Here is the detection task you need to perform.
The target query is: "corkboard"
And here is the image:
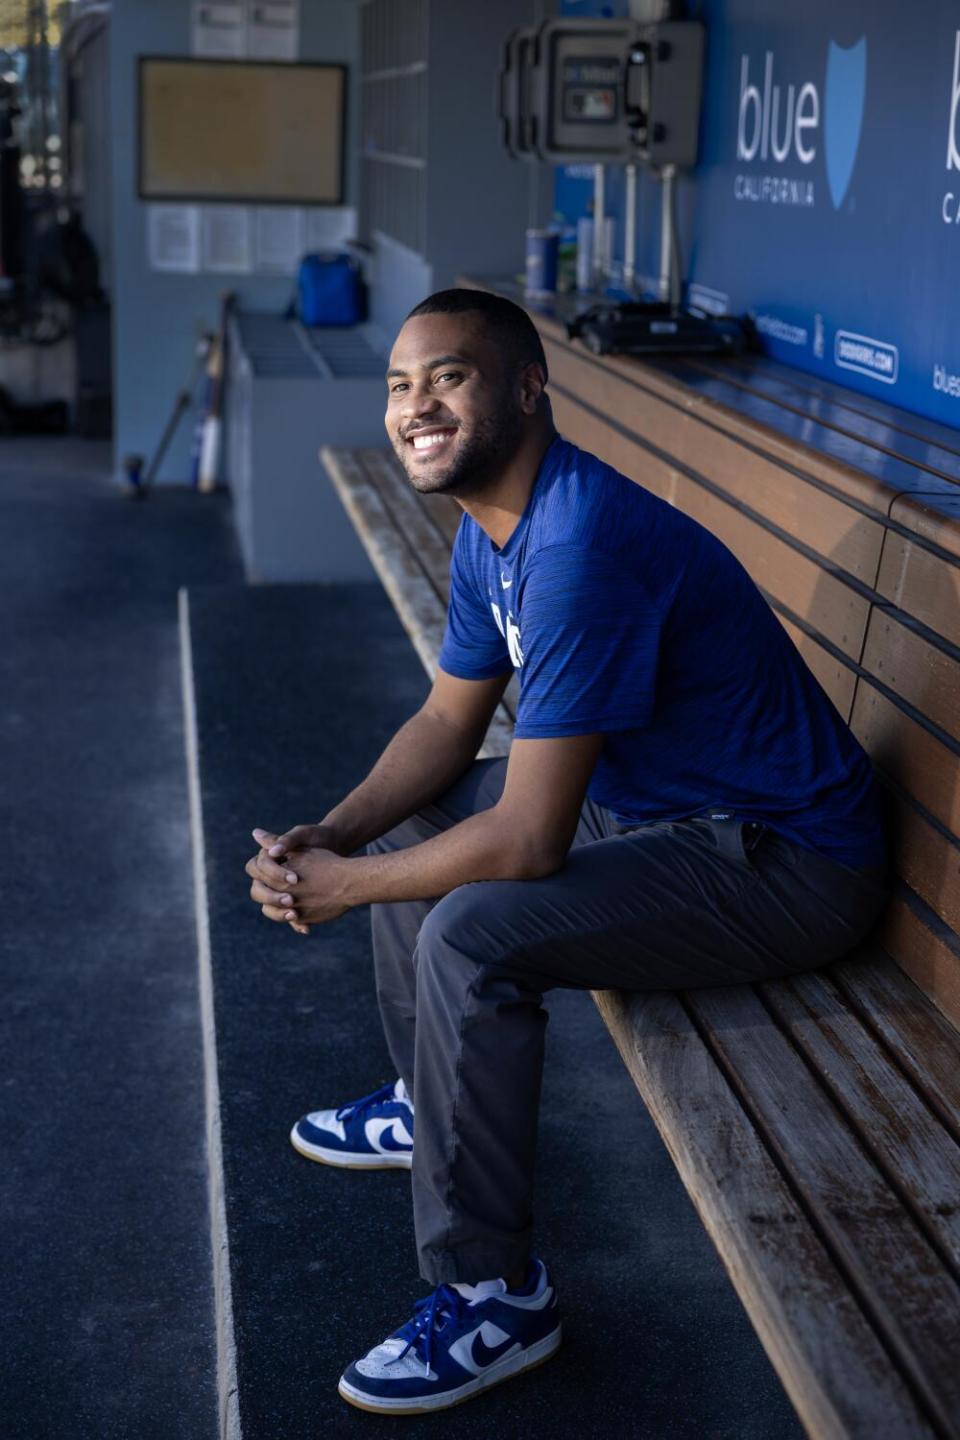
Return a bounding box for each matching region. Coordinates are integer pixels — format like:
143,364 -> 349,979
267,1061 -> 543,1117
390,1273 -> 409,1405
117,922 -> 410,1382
138,58 -> 345,204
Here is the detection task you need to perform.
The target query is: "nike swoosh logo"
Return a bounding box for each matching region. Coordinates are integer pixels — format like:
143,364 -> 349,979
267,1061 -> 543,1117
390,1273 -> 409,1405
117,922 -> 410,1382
500,575 -> 512,588
364,1116 -> 414,1152
472,1332 -> 518,1368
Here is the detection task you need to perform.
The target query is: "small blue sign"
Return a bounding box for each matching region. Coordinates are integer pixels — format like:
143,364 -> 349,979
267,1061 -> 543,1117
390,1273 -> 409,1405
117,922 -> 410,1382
824,37 -> 867,211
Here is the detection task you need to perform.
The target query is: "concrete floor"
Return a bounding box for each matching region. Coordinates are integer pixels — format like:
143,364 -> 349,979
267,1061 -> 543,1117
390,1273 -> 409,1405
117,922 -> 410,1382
0,439 -> 242,1440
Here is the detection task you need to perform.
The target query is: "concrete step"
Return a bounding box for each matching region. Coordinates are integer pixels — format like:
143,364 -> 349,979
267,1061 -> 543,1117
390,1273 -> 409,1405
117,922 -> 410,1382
182,581 -> 803,1440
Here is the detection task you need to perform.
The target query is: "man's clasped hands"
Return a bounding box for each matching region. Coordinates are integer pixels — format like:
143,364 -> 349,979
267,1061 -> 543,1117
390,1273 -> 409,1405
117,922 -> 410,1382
245,824 -> 351,936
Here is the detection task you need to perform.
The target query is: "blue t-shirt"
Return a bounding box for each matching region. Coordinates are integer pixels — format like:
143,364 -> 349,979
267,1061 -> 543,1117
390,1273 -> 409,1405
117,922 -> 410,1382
437,435 -> 886,868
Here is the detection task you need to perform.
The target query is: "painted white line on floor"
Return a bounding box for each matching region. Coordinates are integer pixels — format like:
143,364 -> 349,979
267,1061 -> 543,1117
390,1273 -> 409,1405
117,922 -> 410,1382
178,587 -> 242,1440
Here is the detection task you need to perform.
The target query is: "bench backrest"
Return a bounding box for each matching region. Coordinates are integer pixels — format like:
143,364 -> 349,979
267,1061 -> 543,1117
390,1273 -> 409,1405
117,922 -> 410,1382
523,308 -> 960,1032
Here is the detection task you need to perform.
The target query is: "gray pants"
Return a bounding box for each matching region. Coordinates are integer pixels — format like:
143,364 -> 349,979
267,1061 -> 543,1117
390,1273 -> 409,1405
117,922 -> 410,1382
370,758 -> 888,1285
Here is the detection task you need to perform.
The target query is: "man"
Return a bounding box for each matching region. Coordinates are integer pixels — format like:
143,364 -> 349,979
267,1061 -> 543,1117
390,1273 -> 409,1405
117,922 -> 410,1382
246,288 -> 888,1416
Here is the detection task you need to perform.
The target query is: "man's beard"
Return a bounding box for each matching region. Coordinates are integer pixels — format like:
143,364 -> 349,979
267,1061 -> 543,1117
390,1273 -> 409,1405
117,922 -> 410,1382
398,403 -> 525,499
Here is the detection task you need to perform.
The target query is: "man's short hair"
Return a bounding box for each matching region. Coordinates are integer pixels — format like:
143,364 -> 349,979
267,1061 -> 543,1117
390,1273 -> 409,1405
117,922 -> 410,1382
405,288 -> 549,386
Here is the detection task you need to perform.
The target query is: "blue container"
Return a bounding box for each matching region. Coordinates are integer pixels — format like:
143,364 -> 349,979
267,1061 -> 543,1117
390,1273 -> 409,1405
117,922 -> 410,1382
525,229 -> 558,297
296,252 -> 364,327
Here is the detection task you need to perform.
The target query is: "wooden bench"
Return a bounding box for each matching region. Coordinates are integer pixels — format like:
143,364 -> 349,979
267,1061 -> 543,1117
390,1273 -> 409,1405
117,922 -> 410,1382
319,312 -> 960,1439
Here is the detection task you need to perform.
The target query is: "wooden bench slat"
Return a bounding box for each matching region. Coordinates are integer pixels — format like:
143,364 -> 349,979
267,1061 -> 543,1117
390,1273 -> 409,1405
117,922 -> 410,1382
669,355 -> 960,555
888,798 -> 960,952
832,951 -> 960,1141
594,348 -> 960,509
322,447 -> 449,672
850,680 -> 960,841
687,984 -> 960,1435
544,339 -> 889,582
682,357 -> 960,488
357,448 -> 456,605
876,528 -> 960,648
889,493 -> 960,565
414,489 -> 463,547
595,987 -> 937,1440
689,354 -> 960,472
759,968 -> 960,1278
860,607 -> 960,745
364,451 -> 464,550
321,447 -> 514,756
878,893 -> 960,1033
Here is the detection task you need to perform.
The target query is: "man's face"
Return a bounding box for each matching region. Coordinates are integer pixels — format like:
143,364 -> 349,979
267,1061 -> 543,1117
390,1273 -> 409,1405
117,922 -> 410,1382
385,312 -> 526,496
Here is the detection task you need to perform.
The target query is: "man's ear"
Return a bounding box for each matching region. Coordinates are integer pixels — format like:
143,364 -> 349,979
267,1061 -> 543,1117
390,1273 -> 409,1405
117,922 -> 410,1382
518,362 -> 547,415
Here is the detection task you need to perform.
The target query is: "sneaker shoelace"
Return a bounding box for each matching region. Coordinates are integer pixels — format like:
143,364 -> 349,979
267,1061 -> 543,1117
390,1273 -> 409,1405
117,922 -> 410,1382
335,1081 -> 402,1124
388,1284 -> 468,1378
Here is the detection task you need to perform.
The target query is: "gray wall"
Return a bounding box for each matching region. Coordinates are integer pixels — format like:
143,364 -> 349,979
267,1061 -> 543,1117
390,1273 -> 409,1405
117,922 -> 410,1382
426,0 -> 541,288
364,0 -> 554,359
366,232 -> 433,354
108,0 -> 361,484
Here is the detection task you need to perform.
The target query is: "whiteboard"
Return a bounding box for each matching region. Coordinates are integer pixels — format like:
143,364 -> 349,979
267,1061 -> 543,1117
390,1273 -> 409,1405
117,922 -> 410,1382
139,58 -> 345,204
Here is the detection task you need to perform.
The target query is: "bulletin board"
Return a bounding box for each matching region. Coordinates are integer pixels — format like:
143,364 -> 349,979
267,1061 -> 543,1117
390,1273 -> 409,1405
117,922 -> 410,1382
138,58 -> 346,205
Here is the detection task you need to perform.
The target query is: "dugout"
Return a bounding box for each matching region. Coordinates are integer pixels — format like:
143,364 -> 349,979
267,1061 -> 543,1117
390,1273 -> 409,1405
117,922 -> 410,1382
6,1 -> 958,1437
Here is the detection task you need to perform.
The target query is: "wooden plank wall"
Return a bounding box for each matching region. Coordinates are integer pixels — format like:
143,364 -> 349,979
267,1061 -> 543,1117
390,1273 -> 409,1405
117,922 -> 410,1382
525,312 -> 960,1031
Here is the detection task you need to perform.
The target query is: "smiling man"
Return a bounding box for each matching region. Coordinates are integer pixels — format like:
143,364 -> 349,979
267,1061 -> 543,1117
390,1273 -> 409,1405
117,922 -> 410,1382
246,288 -> 889,1416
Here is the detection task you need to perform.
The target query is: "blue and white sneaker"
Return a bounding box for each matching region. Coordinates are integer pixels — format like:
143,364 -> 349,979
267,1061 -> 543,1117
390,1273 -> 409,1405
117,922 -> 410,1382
290,1078 -> 414,1169
338,1258 -> 561,1414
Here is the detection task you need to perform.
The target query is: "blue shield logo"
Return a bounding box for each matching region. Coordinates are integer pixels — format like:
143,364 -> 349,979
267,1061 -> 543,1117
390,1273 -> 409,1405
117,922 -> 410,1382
824,37 -> 867,210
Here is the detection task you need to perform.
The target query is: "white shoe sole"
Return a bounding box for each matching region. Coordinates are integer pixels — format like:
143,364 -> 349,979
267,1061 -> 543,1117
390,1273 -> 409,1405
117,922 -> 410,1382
337,1325 -> 562,1414
289,1123 -> 413,1170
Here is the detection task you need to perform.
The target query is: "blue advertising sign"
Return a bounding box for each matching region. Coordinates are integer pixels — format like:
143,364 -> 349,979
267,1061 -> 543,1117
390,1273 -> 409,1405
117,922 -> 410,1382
554,0 -> 960,431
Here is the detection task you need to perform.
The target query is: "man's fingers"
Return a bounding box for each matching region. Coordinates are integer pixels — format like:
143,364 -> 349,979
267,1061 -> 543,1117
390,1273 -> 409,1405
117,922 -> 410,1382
253,823 -> 324,858
256,891 -> 306,927
250,878 -> 295,909
261,904 -> 292,923
245,852 -> 298,887
248,837 -> 307,931
256,850 -> 299,888
270,824 -> 317,857
253,826 -> 290,860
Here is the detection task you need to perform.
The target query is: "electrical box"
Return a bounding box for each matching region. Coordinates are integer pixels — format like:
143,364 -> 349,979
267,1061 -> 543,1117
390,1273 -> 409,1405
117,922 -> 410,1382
498,17 -> 705,169
533,18 -> 637,164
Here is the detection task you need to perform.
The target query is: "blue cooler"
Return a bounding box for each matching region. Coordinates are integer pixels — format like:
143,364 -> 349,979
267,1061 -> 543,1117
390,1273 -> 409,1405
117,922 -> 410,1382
296,252 -> 364,326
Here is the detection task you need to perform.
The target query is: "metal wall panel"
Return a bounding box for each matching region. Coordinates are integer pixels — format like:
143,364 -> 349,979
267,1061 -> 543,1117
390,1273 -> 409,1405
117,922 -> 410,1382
359,0 -> 428,252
